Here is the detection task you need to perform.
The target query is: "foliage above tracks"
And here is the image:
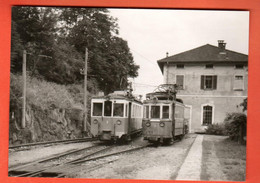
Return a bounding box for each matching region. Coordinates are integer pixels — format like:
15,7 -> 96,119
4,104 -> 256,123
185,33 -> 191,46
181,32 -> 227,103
11,6 -> 139,94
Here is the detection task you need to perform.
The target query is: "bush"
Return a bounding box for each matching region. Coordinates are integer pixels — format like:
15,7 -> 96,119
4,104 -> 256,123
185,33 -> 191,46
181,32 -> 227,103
224,113 -> 247,142
205,123 -> 226,135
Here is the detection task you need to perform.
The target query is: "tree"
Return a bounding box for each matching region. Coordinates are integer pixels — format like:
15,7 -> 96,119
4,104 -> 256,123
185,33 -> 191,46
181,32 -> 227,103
240,98 -> 247,112
11,7 -> 139,93
11,7 -> 58,75
41,39 -> 84,84
57,7 -> 139,93
10,21 -> 24,71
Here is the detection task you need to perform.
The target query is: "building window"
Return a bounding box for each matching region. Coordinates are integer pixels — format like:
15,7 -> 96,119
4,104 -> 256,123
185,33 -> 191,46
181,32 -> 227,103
202,105 -> 213,125
205,64 -> 213,69
234,75 -> 244,91
176,75 -> 184,90
235,64 -> 244,69
201,75 -> 217,90
176,64 -> 184,69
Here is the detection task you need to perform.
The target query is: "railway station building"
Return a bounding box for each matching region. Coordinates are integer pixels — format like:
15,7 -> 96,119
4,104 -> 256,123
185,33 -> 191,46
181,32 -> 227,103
157,40 -> 248,133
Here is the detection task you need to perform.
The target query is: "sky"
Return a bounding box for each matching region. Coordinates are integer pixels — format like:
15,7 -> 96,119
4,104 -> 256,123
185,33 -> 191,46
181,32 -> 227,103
108,9 -> 249,98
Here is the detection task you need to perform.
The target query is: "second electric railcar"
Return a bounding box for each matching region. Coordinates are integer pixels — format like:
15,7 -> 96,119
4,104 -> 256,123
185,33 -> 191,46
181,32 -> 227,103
142,84 -> 186,144
90,91 -> 143,142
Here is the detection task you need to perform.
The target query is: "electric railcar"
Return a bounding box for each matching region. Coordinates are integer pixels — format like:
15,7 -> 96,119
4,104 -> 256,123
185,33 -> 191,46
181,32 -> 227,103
90,91 -> 143,142
142,84 -> 186,144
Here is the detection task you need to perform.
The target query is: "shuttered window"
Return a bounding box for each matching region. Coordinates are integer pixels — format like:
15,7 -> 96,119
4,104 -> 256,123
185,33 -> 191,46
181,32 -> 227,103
233,75 -> 244,91
201,75 -> 217,90
176,75 -> 184,90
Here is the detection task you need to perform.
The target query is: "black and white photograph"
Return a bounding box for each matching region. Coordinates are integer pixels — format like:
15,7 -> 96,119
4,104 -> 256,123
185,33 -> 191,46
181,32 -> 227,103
8,7 -> 249,181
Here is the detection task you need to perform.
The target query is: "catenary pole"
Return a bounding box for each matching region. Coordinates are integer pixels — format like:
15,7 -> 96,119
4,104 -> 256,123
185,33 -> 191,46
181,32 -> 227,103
83,48 -> 88,133
22,50 -> 26,128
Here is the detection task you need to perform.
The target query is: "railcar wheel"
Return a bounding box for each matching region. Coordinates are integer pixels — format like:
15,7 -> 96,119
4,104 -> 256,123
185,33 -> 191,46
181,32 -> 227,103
118,135 -> 131,144
153,140 -> 160,147
163,138 -> 172,145
179,134 -> 185,140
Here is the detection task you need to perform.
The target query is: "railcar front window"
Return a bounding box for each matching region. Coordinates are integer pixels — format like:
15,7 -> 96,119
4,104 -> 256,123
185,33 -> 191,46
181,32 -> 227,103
104,101 -> 112,116
113,103 -> 124,117
162,106 -> 169,119
151,106 -> 160,119
144,106 -> 149,118
93,103 -> 103,116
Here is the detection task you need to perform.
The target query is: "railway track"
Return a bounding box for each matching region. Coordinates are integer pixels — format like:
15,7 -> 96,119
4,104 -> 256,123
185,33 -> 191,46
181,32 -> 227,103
9,144 -> 147,178
9,137 -> 97,150
55,145 -> 147,178
8,144 -> 110,176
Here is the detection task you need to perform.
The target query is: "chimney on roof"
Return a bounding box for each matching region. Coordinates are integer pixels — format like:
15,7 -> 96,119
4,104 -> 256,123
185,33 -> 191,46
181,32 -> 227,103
218,40 -> 226,50
166,52 -> 169,57
218,40 -> 228,60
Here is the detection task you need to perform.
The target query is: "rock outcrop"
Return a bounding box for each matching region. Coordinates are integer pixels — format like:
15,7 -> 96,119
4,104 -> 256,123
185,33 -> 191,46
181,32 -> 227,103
9,104 -> 88,145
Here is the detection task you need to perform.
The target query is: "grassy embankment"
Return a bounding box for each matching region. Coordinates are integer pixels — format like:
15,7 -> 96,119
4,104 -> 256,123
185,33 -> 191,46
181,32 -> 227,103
9,73 -> 96,143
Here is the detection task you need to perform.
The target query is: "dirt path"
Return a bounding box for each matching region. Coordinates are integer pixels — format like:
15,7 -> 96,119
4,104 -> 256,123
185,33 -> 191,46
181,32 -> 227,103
176,135 -> 203,180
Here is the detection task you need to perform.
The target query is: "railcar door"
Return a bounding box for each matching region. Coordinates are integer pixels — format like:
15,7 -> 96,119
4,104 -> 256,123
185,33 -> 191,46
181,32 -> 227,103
128,102 -> 132,135
102,100 -> 114,131
91,101 -> 103,137
171,102 -> 176,137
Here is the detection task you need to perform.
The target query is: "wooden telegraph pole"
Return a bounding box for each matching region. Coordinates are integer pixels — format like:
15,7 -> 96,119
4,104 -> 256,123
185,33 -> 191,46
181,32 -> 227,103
22,50 -> 26,128
83,48 -> 88,133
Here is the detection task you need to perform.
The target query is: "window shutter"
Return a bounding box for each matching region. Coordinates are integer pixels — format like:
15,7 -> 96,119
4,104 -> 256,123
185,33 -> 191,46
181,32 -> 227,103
234,76 -> 244,90
201,75 -> 205,89
176,75 -> 184,89
213,75 -> 217,89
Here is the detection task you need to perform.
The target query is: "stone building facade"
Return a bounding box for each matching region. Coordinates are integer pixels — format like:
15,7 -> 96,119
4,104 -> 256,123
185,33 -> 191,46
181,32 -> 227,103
157,40 -> 248,132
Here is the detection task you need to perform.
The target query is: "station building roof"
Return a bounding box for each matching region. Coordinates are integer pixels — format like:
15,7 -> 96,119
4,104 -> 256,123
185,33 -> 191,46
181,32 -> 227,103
157,43 -> 248,73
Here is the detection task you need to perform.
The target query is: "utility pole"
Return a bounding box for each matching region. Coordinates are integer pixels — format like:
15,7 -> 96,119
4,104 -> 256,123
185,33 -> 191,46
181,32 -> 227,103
22,50 -> 26,128
83,48 -> 88,133
20,51 -> 52,129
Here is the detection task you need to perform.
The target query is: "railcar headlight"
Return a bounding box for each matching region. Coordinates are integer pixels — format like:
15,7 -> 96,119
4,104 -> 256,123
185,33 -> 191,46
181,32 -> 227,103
159,122 -> 165,127
116,120 -> 122,125
93,119 -> 98,124
145,121 -> 151,127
